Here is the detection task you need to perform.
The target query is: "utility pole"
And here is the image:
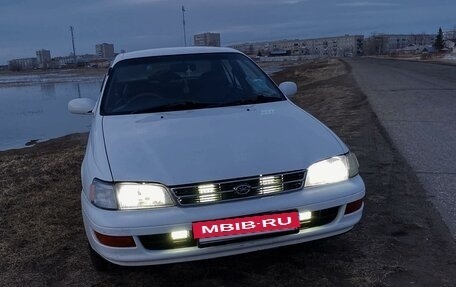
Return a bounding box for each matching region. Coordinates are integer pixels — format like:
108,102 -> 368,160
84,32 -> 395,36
69,26 -> 77,65
182,5 -> 187,47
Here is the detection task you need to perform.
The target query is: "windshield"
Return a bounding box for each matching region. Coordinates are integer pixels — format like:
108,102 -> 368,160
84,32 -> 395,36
100,53 -> 285,115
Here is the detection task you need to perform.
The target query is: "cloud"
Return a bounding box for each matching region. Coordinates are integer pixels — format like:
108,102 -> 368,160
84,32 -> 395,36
77,0 -> 167,12
282,0 -> 309,4
337,2 -> 400,7
105,0 -> 165,5
211,19 -> 315,36
213,25 -> 260,34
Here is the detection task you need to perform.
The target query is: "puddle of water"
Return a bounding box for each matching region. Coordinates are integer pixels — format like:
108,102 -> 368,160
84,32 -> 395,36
0,78 -> 102,151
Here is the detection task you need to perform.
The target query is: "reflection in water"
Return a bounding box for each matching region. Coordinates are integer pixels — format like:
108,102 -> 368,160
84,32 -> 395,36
40,83 -> 56,100
0,79 -> 102,150
76,83 -> 81,98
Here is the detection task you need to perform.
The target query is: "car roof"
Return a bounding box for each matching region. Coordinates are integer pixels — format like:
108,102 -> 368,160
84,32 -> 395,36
112,46 -> 242,66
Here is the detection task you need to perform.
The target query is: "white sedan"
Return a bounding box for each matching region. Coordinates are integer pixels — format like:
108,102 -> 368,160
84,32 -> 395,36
69,47 -> 365,271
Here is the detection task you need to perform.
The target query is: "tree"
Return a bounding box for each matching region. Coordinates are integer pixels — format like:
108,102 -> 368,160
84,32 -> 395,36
434,27 -> 445,51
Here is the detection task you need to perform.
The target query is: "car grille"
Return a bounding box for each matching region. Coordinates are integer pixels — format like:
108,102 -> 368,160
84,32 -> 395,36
170,170 -> 306,206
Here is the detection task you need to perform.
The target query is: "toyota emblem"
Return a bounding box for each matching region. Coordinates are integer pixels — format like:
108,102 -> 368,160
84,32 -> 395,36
233,184 -> 252,196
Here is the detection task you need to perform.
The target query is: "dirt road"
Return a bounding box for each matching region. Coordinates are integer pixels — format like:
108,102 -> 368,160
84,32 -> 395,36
1,59 -> 455,286
348,58 -> 456,238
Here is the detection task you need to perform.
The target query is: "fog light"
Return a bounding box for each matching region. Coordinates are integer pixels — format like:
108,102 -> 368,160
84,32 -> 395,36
299,211 -> 312,221
171,230 -> 190,240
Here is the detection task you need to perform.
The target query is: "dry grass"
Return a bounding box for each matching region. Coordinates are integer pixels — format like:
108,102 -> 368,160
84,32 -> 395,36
0,134 -> 88,286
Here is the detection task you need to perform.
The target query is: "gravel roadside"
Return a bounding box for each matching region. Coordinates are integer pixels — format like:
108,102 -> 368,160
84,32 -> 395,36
348,57 -> 456,239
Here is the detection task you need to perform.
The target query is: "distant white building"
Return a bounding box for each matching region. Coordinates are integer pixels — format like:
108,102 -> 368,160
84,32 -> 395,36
231,34 -> 364,57
444,40 -> 455,53
194,33 -> 221,47
8,57 -> 38,71
53,56 -> 76,67
364,34 -> 435,55
36,49 -> 51,68
96,43 -> 115,59
444,30 -> 456,41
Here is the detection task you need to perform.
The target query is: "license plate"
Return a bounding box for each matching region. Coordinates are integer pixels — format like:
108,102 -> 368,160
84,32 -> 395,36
192,211 -> 300,240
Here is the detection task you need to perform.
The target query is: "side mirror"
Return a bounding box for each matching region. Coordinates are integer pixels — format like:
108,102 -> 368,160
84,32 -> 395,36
68,98 -> 96,115
279,81 -> 298,98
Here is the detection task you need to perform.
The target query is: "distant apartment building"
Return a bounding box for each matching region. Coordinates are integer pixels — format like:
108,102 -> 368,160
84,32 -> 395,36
231,42 -> 267,56
231,34 -> 364,57
78,54 -> 98,62
53,56 -> 76,67
96,43 -> 115,59
281,35 -> 364,57
444,29 -> 456,41
36,49 -> 51,68
51,54 -> 100,68
8,57 -> 38,71
194,32 -> 221,47
364,34 -> 435,55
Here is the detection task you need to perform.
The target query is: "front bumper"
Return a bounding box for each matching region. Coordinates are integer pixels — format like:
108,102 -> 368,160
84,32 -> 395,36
83,175 -> 365,266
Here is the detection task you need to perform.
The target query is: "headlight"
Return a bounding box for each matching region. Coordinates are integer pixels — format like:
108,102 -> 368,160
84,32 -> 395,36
304,152 -> 359,187
89,180 -> 174,210
90,179 -> 117,210
116,183 -> 174,210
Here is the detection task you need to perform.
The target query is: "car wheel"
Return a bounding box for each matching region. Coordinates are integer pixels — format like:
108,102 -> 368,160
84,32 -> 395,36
88,244 -> 114,272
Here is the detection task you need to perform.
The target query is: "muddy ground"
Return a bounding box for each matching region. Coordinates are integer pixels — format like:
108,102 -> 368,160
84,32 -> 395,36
1,60 -> 455,286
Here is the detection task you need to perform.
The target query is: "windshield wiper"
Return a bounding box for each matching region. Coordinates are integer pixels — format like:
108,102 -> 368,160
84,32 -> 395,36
221,95 -> 283,107
127,101 -> 215,114
123,95 -> 282,114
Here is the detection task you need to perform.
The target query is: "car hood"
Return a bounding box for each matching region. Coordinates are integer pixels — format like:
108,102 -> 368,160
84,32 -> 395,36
102,101 -> 347,185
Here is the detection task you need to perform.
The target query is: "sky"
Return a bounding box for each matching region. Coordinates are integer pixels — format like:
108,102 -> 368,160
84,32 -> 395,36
1,0 -> 455,64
